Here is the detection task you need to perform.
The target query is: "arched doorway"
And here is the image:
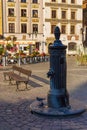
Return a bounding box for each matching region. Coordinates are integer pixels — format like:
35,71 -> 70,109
68,42 -> 77,55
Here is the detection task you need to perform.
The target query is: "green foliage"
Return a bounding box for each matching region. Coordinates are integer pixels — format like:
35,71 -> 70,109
27,45 -> 30,49
0,45 -> 4,55
32,50 -> 40,57
13,36 -> 17,42
77,54 -> 87,65
5,36 -> 11,42
6,43 -> 12,50
76,46 -> 87,65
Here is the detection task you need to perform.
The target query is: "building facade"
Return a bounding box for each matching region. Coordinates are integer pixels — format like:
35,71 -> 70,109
45,0 -> 83,54
0,0 -> 83,55
83,0 -> 87,48
0,0 -> 3,36
2,0 -> 45,54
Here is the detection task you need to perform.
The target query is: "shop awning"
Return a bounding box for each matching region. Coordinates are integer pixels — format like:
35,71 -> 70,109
0,41 -> 5,45
15,41 -> 35,45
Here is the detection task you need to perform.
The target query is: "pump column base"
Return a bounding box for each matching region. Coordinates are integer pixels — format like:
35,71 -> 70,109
30,99 -> 86,117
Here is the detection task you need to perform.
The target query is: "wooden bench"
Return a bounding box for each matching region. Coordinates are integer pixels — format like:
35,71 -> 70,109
3,65 -> 32,91
4,65 -> 22,80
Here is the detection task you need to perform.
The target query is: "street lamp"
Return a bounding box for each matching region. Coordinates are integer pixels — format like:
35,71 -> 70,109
81,27 -> 87,55
80,28 -> 84,45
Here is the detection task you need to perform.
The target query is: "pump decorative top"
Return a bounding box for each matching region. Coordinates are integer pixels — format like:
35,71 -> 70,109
53,26 -> 64,47
54,26 -> 60,40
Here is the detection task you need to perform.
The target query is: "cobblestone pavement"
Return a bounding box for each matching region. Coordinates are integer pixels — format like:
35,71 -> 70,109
0,56 -> 87,130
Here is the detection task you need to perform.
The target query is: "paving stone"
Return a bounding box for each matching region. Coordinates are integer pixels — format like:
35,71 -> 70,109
0,58 -> 87,129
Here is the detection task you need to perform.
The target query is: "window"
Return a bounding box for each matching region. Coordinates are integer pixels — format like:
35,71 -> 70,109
71,0 -> 75,4
51,0 -> 56,2
32,0 -> 38,3
21,24 -> 27,33
8,8 -> 14,16
62,0 -> 66,2
9,23 -> 15,33
8,0 -> 14,2
24,46 -> 27,51
36,42 -> 39,50
62,11 -> 66,19
51,25 -> 56,34
71,11 -> 75,19
32,24 -> 38,33
21,9 -> 27,17
61,25 -> 66,34
51,10 -> 56,18
21,0 -> 26,3
70,25 -> 75,34
68,42 -> 76,50
32,10 -> 38,18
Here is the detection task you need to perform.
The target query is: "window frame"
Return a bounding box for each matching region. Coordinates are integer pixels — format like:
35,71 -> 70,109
32,10 -> 38,18
9,23 -> 15,33
21,0 -> 26,3
51,10 -> 56,18
61,25 -> 66,34
70,25 -> 75,34
8,0 -> 14,2
62,0 -> 66,3
51,0 -> 56,2
61,10 -> 66,19
68,42 -> 76,51
71,11 -> 76,20
21,9 -> 27,17
32,0 -> 38,3
21,23 -> 27,33
32,24 -> 38,33
71,0 -> 75,4
8,8 -> 14,17
51,25 -> 56,34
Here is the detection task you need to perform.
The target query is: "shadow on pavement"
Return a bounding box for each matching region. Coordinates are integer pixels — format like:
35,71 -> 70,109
28,79 -> 43,88
69,81 -> 87,105
31,75 -> 49,84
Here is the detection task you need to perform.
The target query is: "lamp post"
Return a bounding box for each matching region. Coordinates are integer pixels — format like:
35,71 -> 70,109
81,27 -> 87,54
2,44 -> 6,67
18,44 -> 21,66
80,28 -> 84,45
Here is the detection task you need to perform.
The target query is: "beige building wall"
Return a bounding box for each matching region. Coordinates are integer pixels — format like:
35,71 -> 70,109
0,0 -> 2,35
45,0 -> 83,54
1,0 -> 84,54
2,0 -> 45,53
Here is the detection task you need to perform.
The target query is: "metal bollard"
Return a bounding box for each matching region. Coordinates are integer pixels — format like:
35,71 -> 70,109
2,55 -> 6,67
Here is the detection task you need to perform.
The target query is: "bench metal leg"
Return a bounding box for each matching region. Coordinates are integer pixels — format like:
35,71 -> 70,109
16,81 -> 19,91
4,74 -> 10,81
9,77 -> 13,85
16,81 -> 30,91
24,81 -> 28,90
4,74 -> 6,80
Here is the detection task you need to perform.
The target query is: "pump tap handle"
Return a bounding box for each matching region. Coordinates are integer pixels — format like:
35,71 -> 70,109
47,68 -> 55,78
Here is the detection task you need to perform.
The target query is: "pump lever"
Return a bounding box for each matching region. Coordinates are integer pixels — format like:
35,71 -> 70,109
47,68 -> 55,78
